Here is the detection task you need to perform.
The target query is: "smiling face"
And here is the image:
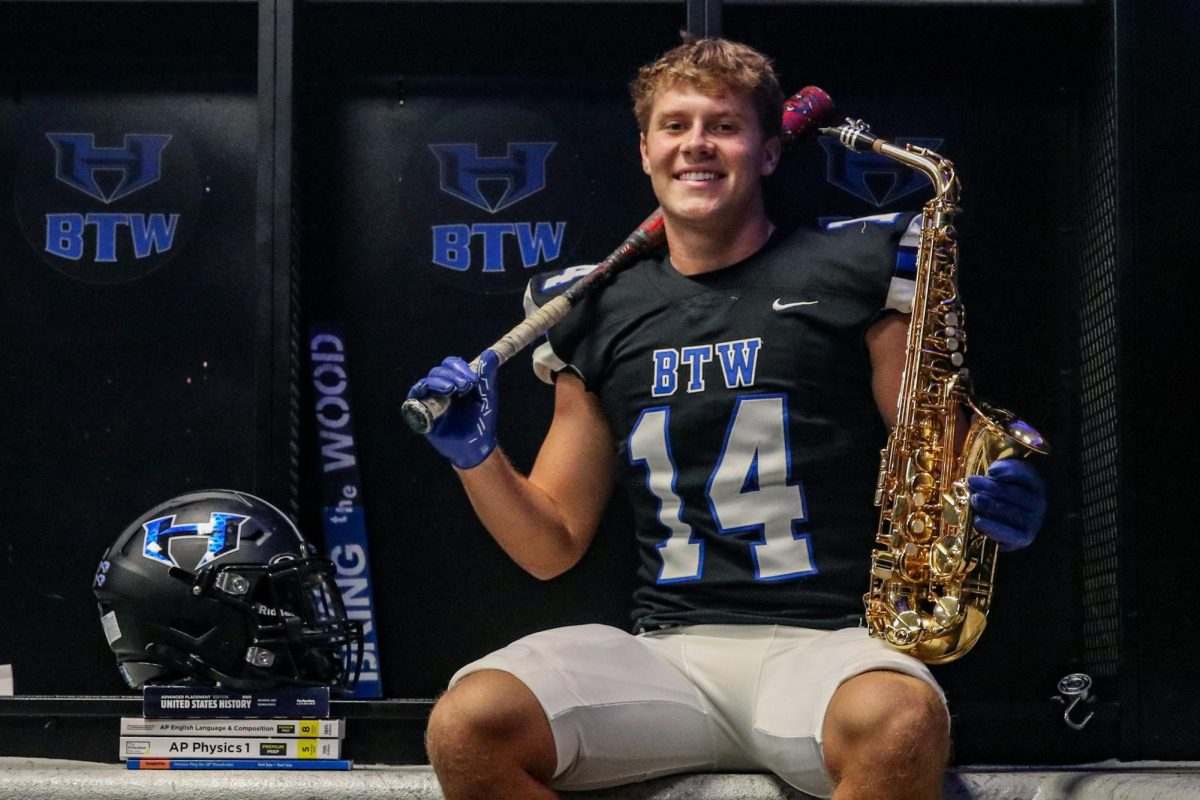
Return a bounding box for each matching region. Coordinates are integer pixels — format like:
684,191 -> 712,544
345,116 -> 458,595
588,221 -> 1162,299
639,82 -> 781,236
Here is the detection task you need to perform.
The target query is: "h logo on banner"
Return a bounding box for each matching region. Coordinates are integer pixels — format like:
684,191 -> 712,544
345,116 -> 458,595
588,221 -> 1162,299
47,133 -> 172,204
429,142 -> 556,213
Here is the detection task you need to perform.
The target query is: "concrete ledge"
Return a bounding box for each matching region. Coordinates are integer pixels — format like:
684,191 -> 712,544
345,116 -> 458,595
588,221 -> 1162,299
4,758 -> 1200,799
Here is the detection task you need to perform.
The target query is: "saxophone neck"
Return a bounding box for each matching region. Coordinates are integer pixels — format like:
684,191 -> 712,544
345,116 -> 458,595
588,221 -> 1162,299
821,119 -> 959,201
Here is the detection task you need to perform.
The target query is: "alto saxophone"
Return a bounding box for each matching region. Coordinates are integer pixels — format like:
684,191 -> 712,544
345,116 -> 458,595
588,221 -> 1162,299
823,119 -> 1049,664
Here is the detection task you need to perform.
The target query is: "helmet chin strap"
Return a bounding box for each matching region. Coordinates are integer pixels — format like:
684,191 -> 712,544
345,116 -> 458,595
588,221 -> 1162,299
167,566 -> 197,585
144,642 -> 219,684
145,639 -> 345,692
144,641 -> 277,690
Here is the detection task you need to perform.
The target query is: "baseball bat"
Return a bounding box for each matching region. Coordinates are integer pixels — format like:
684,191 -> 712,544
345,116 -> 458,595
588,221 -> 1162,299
401,86 -> 834,435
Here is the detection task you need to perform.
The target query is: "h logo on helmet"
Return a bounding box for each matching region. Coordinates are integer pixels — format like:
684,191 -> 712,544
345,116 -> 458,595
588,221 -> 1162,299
141,513 -> 249,570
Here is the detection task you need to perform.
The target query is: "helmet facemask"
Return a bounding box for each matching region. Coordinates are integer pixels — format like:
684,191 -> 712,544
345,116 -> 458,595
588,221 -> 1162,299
180,555 -> 364,692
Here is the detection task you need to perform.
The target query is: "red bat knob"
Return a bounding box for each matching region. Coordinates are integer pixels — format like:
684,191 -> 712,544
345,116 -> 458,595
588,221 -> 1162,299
781,86 -> 834,150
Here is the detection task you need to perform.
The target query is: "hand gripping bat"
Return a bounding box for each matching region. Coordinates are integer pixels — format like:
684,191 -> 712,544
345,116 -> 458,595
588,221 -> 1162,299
401,86 -> 834,434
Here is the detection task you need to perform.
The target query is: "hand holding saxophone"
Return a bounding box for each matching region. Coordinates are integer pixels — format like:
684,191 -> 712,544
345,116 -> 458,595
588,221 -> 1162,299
968,459 -> 1046,551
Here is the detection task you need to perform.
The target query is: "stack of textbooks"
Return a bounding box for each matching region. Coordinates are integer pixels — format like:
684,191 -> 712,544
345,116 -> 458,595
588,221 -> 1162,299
121,685 -> 350,770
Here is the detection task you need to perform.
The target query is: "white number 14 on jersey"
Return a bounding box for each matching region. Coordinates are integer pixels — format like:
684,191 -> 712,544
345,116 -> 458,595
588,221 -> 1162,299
629,395 -> 816,583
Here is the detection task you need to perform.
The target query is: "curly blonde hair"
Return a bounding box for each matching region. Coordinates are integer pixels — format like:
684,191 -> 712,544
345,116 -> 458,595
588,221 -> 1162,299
630,36 -> 784,137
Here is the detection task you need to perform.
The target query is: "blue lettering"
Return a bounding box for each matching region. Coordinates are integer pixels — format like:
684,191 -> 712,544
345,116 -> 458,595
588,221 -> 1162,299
517,222 -> 566,268
433,222 -> 569,273
715,339 -> 762,388
432,224 -> 471,271
129,213 -> 179,258
680,346 -> 714,392
320,429 -> 357,473
473,223 -> 515,273
85,213 -> 130,263
652,349 -> 679,397
46,214 -> 84,260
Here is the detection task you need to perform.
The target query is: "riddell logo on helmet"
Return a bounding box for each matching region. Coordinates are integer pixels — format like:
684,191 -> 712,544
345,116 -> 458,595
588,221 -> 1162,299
254,603 -> 298,618
141,512 -> 249,571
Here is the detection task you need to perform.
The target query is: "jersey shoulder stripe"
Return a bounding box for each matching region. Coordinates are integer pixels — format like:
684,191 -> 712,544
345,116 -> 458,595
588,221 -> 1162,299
886,213 -> 922,313
821,211 -> 906,231
888,212 -> 921,311
528,263 -> 601,306
895,212 -> 922,278
523,264 -> 599,385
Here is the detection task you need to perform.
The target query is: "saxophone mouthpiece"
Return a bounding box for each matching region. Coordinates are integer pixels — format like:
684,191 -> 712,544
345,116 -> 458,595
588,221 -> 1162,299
821,118 -> 880,152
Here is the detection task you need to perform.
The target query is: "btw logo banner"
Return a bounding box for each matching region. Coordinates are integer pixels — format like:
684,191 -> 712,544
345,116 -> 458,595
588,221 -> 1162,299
428,141 -> 566,278
15,127 -> 202,284
403,100 -> 593,295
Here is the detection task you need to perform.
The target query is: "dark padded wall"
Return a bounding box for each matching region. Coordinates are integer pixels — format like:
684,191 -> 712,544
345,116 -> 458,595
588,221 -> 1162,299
1125,0 -> 1200,761
0,4 -> 261,693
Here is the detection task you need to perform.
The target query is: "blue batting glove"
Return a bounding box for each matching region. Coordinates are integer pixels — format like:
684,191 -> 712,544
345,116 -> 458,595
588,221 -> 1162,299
967,458 -> 1046,551
406,351 -> 500,470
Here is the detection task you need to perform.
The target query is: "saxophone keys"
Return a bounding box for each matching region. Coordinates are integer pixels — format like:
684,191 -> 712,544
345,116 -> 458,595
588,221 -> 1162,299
871,551 -> 897,580
906,510 -> 935,543
908,471 -> 935,506
886,610 -> 925,649
913,446 -> 937,472
902,543 -> 928,581
942,489 -> 967,528
931,594 -> 963,628
930,533 -> 966,578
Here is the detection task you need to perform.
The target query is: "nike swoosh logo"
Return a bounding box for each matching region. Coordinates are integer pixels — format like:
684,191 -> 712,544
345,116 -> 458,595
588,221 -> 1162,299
772,299 -> 820,311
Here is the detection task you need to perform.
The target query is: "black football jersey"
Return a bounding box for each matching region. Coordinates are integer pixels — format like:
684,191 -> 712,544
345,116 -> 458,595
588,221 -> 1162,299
525,213 -> 920,631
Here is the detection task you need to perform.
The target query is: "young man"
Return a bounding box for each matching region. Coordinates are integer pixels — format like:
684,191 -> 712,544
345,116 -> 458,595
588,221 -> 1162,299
408,38 -> 1046,800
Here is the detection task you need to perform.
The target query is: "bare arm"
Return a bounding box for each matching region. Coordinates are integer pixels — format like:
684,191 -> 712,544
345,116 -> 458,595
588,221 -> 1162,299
455,371 -> 616,580
867,311 -> 968,448
866,312 -> 909,429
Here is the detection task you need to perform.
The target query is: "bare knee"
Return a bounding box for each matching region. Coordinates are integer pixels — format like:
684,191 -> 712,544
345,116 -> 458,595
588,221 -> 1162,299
427,670 -> 537,748
822,671 -> 949,787
426,669 -> 557,784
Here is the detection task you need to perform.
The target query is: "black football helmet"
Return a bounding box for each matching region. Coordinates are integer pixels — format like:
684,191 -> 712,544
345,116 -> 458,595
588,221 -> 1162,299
94,490 -> 362,693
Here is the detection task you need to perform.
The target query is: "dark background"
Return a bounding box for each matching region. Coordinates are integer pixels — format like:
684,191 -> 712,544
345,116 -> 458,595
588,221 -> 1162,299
0,0 -> 1195,767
